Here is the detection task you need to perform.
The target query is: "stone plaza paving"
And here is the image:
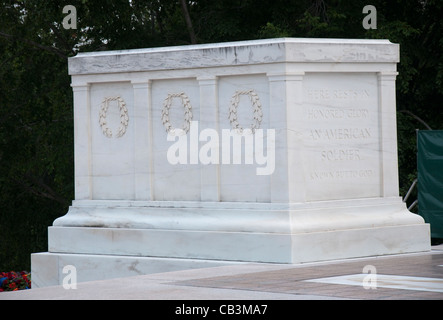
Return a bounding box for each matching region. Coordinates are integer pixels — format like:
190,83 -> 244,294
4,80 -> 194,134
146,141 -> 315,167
2,244 -> 442,300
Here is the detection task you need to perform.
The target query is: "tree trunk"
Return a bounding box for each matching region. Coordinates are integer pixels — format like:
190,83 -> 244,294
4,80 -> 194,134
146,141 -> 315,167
179,0 -> 197,44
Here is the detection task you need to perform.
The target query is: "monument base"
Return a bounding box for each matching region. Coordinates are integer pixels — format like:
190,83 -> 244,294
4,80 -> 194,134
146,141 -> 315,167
32,197 -> 430,287
31,253 -> 247,288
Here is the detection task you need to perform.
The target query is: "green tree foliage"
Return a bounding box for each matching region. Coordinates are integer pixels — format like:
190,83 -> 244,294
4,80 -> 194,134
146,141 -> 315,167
1,0 -> 441,270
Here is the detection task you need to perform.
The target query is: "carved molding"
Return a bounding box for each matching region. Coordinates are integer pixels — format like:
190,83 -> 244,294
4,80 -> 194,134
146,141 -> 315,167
161,92 -> 193,135
99,96 -> 129,138
228,89 -> 263,133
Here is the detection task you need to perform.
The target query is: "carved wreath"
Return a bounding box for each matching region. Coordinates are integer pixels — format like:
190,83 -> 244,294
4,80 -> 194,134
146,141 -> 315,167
228,89 -> 263,133
161,92 -> 193,134
99,96 -> 129,138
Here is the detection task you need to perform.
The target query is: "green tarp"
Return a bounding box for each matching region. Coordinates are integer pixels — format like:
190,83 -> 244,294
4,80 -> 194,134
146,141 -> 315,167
417,130 -> 443,238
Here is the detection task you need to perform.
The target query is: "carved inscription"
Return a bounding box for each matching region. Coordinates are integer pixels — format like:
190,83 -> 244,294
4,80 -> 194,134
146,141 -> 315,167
309,128 -> 371,140
306,108 -> 369,120
321,149 -> 360,161
307,89 -> 370,100
303,74 -> 380,200
310,169 -> 374,180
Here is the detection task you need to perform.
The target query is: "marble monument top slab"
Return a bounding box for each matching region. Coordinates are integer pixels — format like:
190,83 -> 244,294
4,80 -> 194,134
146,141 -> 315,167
68,38 -> 399,75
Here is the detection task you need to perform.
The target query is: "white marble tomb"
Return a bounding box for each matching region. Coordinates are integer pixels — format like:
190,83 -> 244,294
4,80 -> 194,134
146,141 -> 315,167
31,38 -> 430,288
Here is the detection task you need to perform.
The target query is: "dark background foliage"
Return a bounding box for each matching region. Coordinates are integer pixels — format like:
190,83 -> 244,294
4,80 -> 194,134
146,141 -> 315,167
1,0 -> 442,271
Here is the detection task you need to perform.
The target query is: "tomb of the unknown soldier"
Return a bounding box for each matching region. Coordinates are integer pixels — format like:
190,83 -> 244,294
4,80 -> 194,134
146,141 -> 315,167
31,38 -> 430,288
